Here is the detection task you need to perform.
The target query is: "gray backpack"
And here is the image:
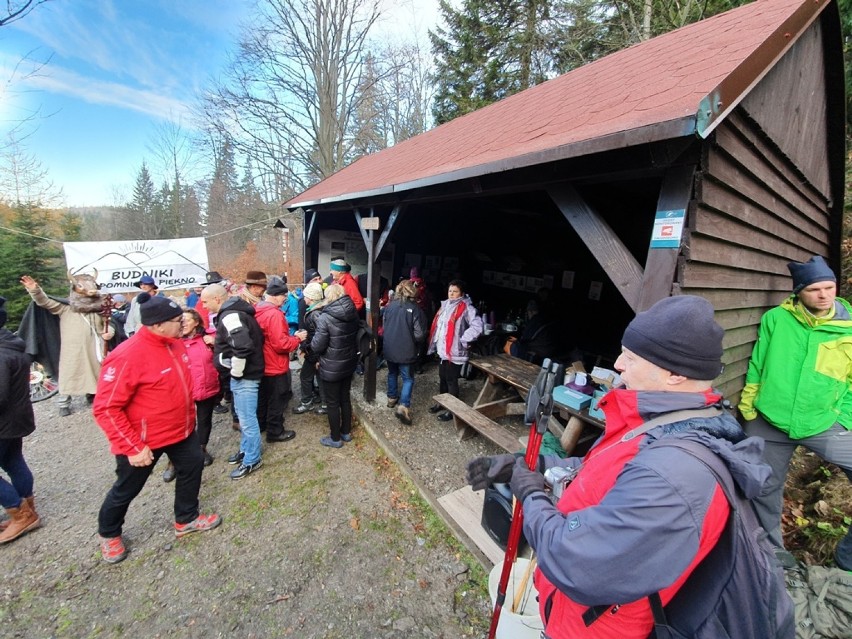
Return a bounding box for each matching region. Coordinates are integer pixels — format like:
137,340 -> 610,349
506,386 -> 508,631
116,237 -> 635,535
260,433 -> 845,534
646,438 -> 795,639
786,565 -> 852,638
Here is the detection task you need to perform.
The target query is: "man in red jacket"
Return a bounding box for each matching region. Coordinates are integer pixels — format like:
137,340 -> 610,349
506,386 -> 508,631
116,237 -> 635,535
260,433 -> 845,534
93,294 -> 221,564
329,258 -> 364,312
254,276 -> 306,443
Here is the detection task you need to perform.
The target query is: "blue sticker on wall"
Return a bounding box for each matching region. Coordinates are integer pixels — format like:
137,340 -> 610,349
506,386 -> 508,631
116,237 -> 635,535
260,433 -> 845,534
649,209 -> 686,249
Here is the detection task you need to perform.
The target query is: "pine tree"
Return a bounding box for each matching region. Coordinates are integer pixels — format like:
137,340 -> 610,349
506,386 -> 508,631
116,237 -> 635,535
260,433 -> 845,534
0,202 -> 63,329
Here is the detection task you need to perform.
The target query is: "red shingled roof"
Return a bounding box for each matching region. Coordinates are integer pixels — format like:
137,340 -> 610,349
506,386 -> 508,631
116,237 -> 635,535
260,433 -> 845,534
288,0 -> 827,208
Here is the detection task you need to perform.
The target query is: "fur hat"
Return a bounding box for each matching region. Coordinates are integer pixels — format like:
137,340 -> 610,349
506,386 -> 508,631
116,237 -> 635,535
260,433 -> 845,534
266,275 -> 288,297
329,258 -> 350,273
245,271 -> 268,286
138,293 -> 182,326
0,296 -> 6,328
621,295 -> 724,380
304,268 -> 321,283
788,256 -> 835,294
134,275 -> 157,288
303,282 -> 325,302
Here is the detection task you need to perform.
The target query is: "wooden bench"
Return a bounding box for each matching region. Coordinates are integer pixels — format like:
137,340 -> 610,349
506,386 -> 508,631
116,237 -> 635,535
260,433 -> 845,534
433,393 -> 522,453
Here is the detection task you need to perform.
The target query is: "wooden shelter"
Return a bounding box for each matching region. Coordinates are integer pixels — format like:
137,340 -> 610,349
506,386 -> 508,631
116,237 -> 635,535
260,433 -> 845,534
285,0 -> 845,403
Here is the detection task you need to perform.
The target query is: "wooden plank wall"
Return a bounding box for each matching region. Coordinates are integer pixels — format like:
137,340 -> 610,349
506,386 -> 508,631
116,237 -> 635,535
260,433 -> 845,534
684,109 -> 832,403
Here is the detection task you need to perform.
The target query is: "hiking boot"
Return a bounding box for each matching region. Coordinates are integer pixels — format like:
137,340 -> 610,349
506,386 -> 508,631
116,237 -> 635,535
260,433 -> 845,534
230,460 -> 262,480
395,405 -> 413,426
292,402 -> 313,414
320,436 -> 343,449
0,496 -> 36,533
201,448 -> 214,467
267,430 -> 296,443
99,535 -> 127,564
227,451 -> 245,465
437,411 -> 453,422
59,406 -> 71,417
175,513 -> 222,538
341,433 -> 353,442
0,500 -> 41,544
428,403 -> 442,414
387,397 -> 399,408
162,463 -> 176,483
314,405 -> 328,415
213,404 -> 228,414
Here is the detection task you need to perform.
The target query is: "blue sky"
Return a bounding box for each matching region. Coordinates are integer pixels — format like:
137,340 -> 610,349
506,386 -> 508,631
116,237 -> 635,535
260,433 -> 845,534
0,0 -> 437,208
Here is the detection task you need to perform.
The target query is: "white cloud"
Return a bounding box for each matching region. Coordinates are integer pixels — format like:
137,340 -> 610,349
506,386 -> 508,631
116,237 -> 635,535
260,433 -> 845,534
0,53 -> 191,123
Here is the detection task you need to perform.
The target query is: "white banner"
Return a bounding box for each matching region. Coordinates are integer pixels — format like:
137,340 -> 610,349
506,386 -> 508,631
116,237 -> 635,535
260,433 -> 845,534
63,238 -> 210,293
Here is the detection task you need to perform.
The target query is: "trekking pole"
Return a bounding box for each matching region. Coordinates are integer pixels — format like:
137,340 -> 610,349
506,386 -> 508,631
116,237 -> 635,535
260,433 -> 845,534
488,359 -> 562,639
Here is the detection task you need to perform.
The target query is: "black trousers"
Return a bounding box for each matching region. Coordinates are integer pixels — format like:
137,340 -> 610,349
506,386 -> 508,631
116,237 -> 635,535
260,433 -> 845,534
438,360 -> 463,398
323,375 -> 353,441
299,355 -> 325,404
98,431 -> 203,537
257,372 -> 292,437
195,394 -> 220,446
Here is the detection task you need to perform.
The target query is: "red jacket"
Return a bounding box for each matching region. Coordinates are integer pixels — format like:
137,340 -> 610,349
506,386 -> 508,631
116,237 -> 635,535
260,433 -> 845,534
337,272 -> 364,312
93,327 -> 195,456
254,302 -> 301,376
528,389 -> 736,639
183,334 -> 220,401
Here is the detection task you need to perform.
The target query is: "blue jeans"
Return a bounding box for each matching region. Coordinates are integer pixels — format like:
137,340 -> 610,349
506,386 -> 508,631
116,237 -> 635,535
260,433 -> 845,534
386,362 -> 414,408
0,438 -> 33,509
231,377 -> 262,465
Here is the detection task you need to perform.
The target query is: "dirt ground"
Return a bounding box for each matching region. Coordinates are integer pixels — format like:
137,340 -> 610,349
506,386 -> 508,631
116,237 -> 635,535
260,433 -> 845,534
0,360 -> 497,639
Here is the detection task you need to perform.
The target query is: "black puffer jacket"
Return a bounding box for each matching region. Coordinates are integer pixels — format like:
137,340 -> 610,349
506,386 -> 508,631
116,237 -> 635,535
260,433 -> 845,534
0,329 -> 35,439
311,296 -> 358,382
213,297 -> 265,380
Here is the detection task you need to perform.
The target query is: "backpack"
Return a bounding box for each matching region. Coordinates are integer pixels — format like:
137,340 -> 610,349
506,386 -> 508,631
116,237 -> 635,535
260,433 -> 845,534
786,565 -> 852,639
356,319 -> 374,362
646,438 -> 795,639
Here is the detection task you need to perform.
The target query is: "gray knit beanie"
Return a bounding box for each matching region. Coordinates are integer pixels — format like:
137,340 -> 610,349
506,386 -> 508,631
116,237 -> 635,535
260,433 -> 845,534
621,295 -> 724,380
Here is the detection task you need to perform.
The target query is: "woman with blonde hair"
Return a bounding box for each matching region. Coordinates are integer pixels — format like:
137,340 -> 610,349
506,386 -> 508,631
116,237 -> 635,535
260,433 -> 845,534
309,284 -> 358,447
382,280 -> 427,425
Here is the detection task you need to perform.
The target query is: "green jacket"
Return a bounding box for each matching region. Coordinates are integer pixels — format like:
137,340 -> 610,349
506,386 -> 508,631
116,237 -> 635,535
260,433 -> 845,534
738,296 -> 852,438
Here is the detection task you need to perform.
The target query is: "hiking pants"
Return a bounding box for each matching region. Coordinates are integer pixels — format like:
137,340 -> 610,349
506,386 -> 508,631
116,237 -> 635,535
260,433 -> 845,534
746,413 -> 852,549
98,431 -> 203,537
323,375 -> 353,442
257,372 -> 292,438
438,360 -> 462,398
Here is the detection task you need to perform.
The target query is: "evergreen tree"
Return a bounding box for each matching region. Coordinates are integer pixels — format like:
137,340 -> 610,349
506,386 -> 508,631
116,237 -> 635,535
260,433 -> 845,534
0,202 -> 63,329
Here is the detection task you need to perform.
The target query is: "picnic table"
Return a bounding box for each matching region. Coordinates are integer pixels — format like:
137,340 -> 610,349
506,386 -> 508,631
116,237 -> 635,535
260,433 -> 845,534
432,353 -> 605,454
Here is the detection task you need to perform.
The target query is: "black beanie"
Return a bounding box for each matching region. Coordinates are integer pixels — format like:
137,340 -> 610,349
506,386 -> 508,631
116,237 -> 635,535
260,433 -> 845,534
138,293 -> 182,326
621,295 -> 724,380
788,255 -> 835,294
0,295 -> 6,328
266,275 -> 288,296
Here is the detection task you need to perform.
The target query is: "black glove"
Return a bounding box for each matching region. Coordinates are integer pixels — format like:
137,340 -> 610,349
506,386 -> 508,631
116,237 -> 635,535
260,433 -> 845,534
509,458 -> 545,503
465,454 -> 517,491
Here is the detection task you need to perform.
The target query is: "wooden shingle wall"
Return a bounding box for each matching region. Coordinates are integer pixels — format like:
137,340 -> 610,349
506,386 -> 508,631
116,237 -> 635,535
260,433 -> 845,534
677,17 -> 833,403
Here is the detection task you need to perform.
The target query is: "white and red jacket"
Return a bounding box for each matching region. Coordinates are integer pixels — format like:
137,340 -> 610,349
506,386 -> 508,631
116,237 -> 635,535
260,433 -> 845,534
254,301 -> 301,376
183,334 -> 220,401
523,388 -> 771,639
93,326 -> 195,456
